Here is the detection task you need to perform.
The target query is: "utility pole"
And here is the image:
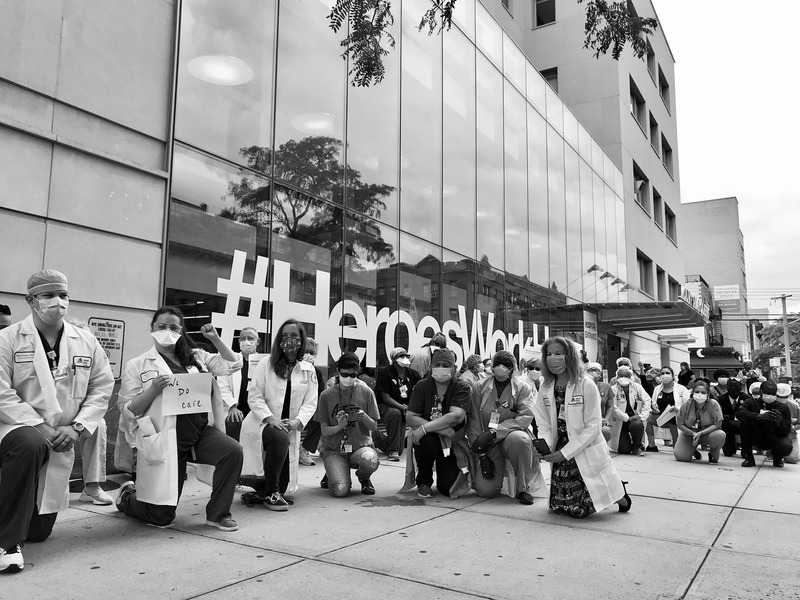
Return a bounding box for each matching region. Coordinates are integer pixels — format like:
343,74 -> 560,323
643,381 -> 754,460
772,294 -> 793,380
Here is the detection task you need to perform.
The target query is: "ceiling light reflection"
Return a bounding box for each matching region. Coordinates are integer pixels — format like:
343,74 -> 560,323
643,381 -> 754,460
188,55 -> 254,86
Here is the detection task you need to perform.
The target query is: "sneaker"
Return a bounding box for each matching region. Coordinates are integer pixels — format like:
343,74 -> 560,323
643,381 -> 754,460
115,481 -> 136,512
709,456 -> 719,464
644,445 -> 659,452
773,458 -> 784,468
692,450 -> 702,461
146,521 -> 175,529
320,474 -> 329,489
264,492 -> 289,511
299,448 -> 315,466
80,487 -> 114,506
741,458 -> 756,468
387,451 -> 400,462
664,439 -> 674,447
0,544 -> 23,574
359,478 -> 375,495
417,484 -> 434,499
206,517 -> 238,532
632,448 -> 644,457
517,491 -> 534,505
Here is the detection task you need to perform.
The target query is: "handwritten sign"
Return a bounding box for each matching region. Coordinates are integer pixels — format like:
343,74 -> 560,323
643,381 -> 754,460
161,373 -> 213,416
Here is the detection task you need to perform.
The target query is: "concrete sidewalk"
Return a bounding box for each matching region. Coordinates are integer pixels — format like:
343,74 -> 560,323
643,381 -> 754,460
5,444 -> 799,600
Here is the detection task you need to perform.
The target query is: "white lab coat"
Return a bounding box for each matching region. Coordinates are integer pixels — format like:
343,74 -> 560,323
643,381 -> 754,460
116,346 -> 241,505
217,368 -> 244,410
650,383 -> 690,413
607,381 -> 651,452
534,376 -> 624,513
0,316 -> 114,513
240,356 -> 318,495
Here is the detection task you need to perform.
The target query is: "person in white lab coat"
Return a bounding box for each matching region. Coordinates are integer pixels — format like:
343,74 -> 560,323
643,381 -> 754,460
240,319 -> 318,511
217,326 -> 261,442
0,270 -> 114,573
534,336 -> 631,519
115,306 -> 243,532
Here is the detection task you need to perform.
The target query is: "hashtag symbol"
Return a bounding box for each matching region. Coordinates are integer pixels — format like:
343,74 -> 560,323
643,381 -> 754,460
211,250 -> 271,346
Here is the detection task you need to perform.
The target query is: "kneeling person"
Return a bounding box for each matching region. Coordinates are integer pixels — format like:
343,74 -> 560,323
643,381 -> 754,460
317,352 -> 380,496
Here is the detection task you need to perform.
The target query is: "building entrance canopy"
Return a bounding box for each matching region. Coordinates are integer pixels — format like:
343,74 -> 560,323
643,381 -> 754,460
521,301 -> 708,332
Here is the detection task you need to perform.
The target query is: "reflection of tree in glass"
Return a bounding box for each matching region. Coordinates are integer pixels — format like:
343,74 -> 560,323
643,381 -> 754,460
220,136 -> 396,269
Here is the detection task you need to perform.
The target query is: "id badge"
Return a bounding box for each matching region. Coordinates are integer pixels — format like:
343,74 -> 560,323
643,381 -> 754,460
341,443 -> 353,453
52,366 -> 68,381
399,383 -> 408,399
489,410 -> 501,429
558,404 -> 566,420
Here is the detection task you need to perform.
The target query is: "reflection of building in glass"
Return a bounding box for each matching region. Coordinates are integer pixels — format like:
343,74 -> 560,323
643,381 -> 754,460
0,0 -> 706,378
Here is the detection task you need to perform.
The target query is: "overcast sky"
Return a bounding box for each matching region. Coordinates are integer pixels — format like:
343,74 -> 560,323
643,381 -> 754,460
652,0 -> 800,316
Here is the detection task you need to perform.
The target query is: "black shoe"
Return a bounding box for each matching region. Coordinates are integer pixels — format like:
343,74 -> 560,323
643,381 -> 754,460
618,481 -> 632,513
359,478 -> 375,495
517,491 -> 534,505
773,458 -> 784,468
741,458 -> 756,468
320,474 -> 328,489
709,456 -> 719,464
692,450 -> 702,460
645,445 -> 659,452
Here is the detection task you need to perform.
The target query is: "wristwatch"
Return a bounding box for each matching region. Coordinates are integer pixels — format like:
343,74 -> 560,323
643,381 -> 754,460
71,421 -> 85,434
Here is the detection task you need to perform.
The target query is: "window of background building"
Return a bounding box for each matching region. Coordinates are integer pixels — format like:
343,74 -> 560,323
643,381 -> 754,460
665,203 -> 677,243
502,0 -> 512,14
658,66 -> 671,111
649,113 -> 659,154
629,77 -> 646,132
661,134 -> 673,176
632,161 -> 650,213
535,0 -> 555,27
646,40 -> 655,81
668,276 -> 680,301
637,250 -> 653,296
540,67 -> 558,93
656,266 -> 666,300
653,188 -> 663,229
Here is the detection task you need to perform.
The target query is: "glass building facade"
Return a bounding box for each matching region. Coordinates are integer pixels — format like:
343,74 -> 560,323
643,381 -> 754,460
165,0 -> 628,368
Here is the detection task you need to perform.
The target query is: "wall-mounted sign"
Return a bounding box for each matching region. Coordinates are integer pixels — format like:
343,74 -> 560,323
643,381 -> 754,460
88,317 -> 125,379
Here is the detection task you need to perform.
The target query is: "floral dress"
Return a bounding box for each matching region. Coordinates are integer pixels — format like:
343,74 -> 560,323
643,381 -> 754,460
549,385 -> 596,519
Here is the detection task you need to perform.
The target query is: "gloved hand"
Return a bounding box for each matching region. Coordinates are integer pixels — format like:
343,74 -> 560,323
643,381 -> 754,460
479,454 -> 495,480
471,430 -> 497,454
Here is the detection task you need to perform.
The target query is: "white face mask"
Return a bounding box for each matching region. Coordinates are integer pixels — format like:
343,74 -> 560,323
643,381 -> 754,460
717,378 -> 729,386
617,377 -> 631,387
239,340 -> 257,354
694,393 -> 708,405
493,365 -> 511,381
396,357 -> 411,368
339,375 -> 356,388
35,296 -> 68,325
432,367 -> 452,383
152,329 -> 181,347
660,374 -> 673,385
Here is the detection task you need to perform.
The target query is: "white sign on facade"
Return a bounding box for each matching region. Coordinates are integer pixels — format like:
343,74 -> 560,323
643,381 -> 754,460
713,285 -> 740,301
582,310 -> 598,362
212,251 -> 551,368
88,317 -> 125,379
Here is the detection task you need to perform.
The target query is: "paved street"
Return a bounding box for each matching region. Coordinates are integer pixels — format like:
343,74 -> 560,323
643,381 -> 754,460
5,446 -> 799,600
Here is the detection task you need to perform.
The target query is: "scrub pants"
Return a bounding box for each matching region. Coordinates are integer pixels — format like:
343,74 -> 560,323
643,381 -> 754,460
80,419 -> 107,484
372,404 -> 404,455
645,414 -> 678,448
720,419 -> 741,457
473,430 -> 537,498
674,430 -> 726,462
414,433 -> 459,496
120,426 -> 243,526
617,418 -> 645,454
0,427 -> 55,549
322,447 -> 379,497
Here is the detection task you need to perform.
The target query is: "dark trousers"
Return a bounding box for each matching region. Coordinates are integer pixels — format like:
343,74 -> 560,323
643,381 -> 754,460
0,427 -> 53,548
301,419 -> 322,454
260,426 -> 290,494
721,419 -> 741,457
121,426 -> 243,526
225,420 -> 242,442
617,418 -> 645,454
373,404 -> 404,455
414,433 -> 459,496
739,420 -> 792,461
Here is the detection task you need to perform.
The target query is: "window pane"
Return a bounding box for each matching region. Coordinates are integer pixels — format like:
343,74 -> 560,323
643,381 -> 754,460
604,184 -> 618,300
545,85 -> 563,135
546,126 -> 566,294
443,29 -> 476,258
442,250 -> 476,348
476,55 -> 504,269
475,2 -> 502,67
565,146 -> 581,300
579,159 -> 595,302
527,104 -> 548,287
175,0 -> 276,168
526,62 -> 546,116
399,234 -> 441,341
592,171 -> 606,302
502,34 -> 525,93
504,81 -> 528,278
452,0 -> 476,40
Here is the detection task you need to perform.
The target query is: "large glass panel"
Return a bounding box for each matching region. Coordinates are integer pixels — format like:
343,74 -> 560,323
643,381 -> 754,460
475,261 -> 504,353
545,85 -> 563,135
592,171 -> 607,302
475,1 -> 502,67
399,234 -> 441,347
502,34 -> 525,93
526,62 -> 546,117
476,55 -> 504,269
175,1 -> 276,168
579,159 -> 595,303
546,126 -> 566,294
443,29 -> 476,258
346,17 -> 399,226
578,122 -> 592,162
400,0 -> 442,243
563,110 -> 579,153
591,139 -> 604,175
452,0 -> 476,40
564,146 -> 581,301
616,197 -> 627,300
273,0 -> 346,200
527,104 -> 548,287
504,81 -> 527,279
442,250 -> 476,353
604,184 -> 618,301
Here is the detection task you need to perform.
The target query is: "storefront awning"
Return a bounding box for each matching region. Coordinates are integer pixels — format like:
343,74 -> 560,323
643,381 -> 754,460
519,301 -> 708,332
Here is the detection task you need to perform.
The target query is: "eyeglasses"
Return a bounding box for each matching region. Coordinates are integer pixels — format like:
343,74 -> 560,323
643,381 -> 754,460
154,324 -> 182,333
339,373 -> 358,379
526,365 -> 540,371
394,354 -> 409,359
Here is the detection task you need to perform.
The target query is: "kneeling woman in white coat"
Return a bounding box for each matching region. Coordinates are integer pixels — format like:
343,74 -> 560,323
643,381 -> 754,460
533,337 -> 631,518
116,307 -> 243,531
240,319 -> 318,511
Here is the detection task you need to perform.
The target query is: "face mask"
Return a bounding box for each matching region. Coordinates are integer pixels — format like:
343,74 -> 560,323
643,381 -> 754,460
617,377 -> 631,387
763,395 -> 775,405
660,374 -> 673,385
35,296 -> 68,325
239,341 -> 257,354
484,365 -> 493,375
280,337 -> 301,353
432,367 -> 452,383
493,365 -> 511,381
528,370 -> 541,381
302,353 -> 315,363
396,357 -> 411,368
546,355 -> 566,374
717,378 -> 729,386
694,393 -> 708,405
339,375 -> 356,388
152,329 -> 181,347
